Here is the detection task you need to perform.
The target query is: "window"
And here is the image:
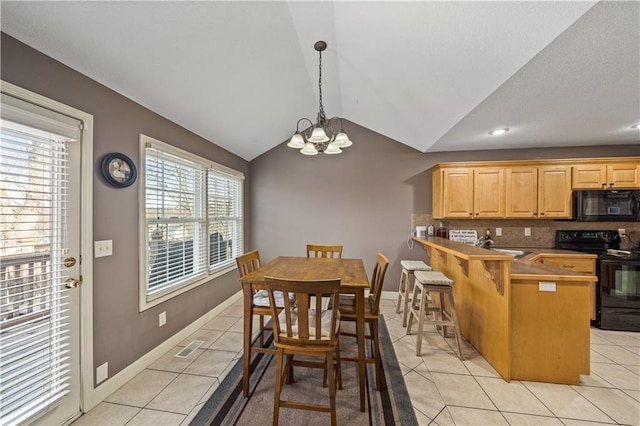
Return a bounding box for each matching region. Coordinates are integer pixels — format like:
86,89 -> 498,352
140,134 -> 244,309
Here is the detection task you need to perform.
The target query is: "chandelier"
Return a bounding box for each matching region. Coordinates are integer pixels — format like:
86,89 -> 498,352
287,41 -> 353,155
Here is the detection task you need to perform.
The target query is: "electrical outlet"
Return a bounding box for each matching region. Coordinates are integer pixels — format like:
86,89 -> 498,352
96,362 -> 108,384
618,228 -> 626,237
94,240 -> 113,258
524,228 -> 531,237
159,311 -> 166,327
495,227 -> 502,237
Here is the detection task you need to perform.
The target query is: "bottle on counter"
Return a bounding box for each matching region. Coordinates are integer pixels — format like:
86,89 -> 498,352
427,224 -> 435,236
435,221 -> 448,239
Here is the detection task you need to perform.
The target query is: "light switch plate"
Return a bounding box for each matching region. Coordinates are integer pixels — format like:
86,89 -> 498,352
95,240 -> 113,258
495,228 -> 502,236
524,228 -> 531,237
539,281 -> 556,292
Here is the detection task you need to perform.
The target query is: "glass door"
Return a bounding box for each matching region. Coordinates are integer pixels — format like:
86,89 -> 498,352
0,92 -> 83,426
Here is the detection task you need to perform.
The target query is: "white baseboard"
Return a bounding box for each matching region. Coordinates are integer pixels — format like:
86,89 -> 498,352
83,291 -> 243,411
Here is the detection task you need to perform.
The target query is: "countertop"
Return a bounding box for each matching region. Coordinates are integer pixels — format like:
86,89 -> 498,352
412,237 -> 598,281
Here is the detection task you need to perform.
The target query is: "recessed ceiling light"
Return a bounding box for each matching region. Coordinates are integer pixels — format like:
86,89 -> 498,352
489,128 -> 509,136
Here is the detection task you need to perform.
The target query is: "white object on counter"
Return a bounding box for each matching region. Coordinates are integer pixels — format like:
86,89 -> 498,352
416,226 -> 427,238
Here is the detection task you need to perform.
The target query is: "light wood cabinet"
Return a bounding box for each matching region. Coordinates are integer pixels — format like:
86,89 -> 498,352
572,162 -> 640,189
473,168 -> 505,218
506,167 -> 538,218
537,256 -> 596,320
432,156 -> 639,219
538,166 -> 572,218
440,168 -> 474,218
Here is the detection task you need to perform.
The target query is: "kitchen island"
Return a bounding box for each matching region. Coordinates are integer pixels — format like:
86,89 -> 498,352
412,237 -> 597,385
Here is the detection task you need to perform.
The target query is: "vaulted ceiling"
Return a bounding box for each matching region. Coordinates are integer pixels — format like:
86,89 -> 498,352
1,1 -> 638,161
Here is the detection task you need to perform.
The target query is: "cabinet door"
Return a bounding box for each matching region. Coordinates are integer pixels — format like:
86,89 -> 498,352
607,163 -> 640,189
442,168 -> 474,218
572,164 -> 607,189
539,257 -> 596,320
538,166 -> 572,218
506,167 -> 538,217
473,168 -> 505,218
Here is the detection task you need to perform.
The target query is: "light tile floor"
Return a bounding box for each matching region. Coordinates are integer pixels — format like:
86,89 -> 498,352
73,297 -> 640,426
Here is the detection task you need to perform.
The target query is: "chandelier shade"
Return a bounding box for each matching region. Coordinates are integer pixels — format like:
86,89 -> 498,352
288,41 -> 353,156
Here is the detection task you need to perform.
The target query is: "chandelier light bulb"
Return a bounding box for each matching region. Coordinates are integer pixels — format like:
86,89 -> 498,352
308,126 -> 329,143
324,143 -> 342,154
287,133 -> 305,149
333,132 -> 352,148
300,143 -> 318,156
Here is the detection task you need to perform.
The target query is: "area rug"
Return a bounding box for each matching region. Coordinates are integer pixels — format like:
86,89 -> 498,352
190,317 -> 418,425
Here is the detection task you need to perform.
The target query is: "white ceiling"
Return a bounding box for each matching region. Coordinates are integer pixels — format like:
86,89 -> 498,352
1,1 -> 638,161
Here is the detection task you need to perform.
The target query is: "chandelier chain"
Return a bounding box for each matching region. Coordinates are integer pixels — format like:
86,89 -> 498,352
318,49 -> 326,122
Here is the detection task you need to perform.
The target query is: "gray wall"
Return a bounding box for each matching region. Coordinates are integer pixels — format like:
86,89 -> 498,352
1,33 -> 250,385
251,120 -> 640,289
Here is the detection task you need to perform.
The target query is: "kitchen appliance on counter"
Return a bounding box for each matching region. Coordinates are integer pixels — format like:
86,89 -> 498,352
555,230 -> 640,331
572,190 -> 640,222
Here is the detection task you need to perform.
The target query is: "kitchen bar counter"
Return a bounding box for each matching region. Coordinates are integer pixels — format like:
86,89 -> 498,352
412,237 -> 597,385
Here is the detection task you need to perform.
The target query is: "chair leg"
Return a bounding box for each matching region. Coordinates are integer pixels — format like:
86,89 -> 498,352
335,339 -> 343,390
273,350 -> 283,426
415,285 -> 427,356
406,283 -> 419,334
402,271 -> 412,327
447,292 -> 465,360
371,319 -> 383,390
259,314 -> 265,347
327,351 -> 337,426
396,269 -> 405,314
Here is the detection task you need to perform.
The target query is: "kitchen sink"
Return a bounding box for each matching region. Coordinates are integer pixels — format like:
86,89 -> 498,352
490,248 -> 530,259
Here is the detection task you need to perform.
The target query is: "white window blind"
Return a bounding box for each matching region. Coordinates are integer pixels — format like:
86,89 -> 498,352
0,104 -> 79,424
208,167 -> 243,272
141,135 -> 244,307
144,146 -> 207,302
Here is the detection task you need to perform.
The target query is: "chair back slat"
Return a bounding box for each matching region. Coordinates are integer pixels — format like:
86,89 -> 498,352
264,276 -> 341,345
369,253 -> 389,314
236,250 -> 261,278
306,244 -> 343,259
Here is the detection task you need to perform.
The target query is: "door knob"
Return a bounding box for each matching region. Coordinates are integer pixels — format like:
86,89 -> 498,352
64,277 -> 82,288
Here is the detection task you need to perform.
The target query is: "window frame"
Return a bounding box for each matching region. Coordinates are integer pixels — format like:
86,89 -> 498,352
138,134 -> 244,311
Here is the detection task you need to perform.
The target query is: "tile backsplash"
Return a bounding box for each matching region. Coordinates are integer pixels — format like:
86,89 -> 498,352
412,214 -> 640,250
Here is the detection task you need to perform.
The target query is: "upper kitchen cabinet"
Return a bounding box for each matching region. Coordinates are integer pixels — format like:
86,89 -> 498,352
432,157 -> 639,219
538,165 -> 572,218
506,167 -> 538,218
432,167 -> 505,219
572,161 -> 640,189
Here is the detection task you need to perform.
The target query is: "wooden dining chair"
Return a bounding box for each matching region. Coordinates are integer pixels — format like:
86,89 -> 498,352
236,250 -> 275,349
306,244 -> 343,259
335,252 -> 389,390
264,276 -> 343,426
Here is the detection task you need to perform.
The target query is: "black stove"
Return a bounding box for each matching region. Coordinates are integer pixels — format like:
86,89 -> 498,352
555,230 -> 640,332
555,230 -> 621,254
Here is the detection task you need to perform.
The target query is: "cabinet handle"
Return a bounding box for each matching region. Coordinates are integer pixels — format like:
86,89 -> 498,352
540,212 -> 545,215
475,213 -> 479,216
563,265 -> 574,268
609,183 -> 614,187
469,213 -> 473,216
602,183 -> 607,189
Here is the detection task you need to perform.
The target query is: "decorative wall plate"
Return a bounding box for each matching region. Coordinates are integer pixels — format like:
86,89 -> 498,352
101,153 -> 137,188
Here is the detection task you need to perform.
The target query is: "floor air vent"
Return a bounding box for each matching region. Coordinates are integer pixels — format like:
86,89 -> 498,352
175,340 -> 204,358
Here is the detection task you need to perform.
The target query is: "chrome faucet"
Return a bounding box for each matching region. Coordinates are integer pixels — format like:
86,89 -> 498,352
475,231 -> 494,249
476,238 -> 494,249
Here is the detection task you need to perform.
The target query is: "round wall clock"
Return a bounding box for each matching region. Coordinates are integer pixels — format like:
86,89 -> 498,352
101,153 -> 137,188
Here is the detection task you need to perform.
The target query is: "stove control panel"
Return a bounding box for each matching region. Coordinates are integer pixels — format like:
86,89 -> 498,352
556,230 -> 621,244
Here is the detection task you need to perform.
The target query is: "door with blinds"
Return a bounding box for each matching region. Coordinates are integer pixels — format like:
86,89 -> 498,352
1,91 -> 83,425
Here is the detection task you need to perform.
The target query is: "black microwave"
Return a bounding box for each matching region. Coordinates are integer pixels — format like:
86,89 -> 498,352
573,190 -> 640,222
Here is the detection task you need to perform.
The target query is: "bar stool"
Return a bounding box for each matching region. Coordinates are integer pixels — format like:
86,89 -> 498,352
406,270 -> 464,360
396,260 -> 431,327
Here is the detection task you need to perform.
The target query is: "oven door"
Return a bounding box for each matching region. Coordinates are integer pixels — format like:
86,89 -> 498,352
599,258 -> 640,331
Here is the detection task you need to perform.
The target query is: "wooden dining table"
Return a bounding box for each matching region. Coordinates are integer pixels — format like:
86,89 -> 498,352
238,256 -> 370,412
